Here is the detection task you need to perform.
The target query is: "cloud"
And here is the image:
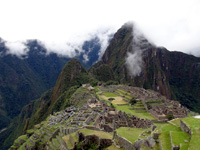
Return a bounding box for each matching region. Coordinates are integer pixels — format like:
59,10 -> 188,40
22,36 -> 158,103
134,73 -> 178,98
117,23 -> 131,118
126,51 -> 143,76
5,41 -> 28,57
0,0 -> 200,57
125,24 -> 149,76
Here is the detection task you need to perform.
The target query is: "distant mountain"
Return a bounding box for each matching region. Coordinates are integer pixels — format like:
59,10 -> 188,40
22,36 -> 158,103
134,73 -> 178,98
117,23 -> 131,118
90,23 -> 200,113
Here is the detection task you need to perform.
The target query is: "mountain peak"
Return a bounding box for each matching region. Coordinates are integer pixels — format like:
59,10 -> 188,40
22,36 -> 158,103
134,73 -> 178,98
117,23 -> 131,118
50,58 -> 96,106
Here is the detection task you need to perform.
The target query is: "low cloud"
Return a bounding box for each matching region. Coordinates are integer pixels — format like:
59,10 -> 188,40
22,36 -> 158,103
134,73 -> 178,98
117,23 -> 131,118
125,24 -> 150,76
3,28 -> 115,60
126,51 -> 143,76
5,41 -> 28,57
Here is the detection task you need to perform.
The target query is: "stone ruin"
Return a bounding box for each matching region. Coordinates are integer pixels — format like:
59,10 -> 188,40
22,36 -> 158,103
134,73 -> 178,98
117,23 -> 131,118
147,100 -> 188,121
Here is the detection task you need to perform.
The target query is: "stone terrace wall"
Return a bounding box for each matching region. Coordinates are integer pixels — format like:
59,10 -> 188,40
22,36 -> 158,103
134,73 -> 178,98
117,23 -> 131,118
180,120 -> 192,136
116,134 -> 135,150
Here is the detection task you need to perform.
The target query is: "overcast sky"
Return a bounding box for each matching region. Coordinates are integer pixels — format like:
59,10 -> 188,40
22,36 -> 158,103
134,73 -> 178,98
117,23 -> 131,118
0,0 -> 200,56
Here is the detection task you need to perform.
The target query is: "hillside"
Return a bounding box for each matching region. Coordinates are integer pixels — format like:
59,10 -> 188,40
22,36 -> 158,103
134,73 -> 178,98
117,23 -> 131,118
0,36 -> 106,131
90,23 -> 200,113
9,84 -> 200,150
0,58 -> 97,150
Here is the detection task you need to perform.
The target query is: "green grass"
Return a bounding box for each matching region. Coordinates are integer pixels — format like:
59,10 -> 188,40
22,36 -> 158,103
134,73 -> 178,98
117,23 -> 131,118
180,144 -> 189,150
107,144 -> 125,150
180,117 -> 200,150
116,89 -> 132,99
79,129 -> 112,139
154,123 -> 182,150
103,92 -> 118,97
62,132 -> 78,149
170,131 -> 190,148
113,104 -> 155,120
188,130 -> 200,150
116,127 -> 145,144
169,118 -> 181,127
181,117 -> 200,131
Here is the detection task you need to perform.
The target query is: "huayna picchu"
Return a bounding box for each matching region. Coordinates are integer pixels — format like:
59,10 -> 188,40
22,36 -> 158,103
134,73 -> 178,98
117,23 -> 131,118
2,22 -> 200,150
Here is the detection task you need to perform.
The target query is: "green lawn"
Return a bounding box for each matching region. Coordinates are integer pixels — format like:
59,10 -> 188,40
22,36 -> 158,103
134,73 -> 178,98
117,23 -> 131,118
169,118 -> 181,127
62,132 -> 78,149
79,129 -> 112,139
107,145 -> 125,150
188,130 -> 200,150
114,104 -> 155,120
154,123 -> 182,150
116,89 -> 132,99
103,92 -> 118,97
170,131 -> 190,149
181,117 -> 200,131
116,127 -> 145,144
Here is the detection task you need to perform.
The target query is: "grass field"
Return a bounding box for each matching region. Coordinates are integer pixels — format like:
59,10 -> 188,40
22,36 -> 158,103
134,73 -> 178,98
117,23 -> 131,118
169,118 -> 181,127
103,92 -> 118,97
188,130 -> 200,150
100,94 -> 127,105
181,117 -> 200,130
170,131 -> 190,149
116,127 -> 145,144
180,117 -> 200,150
62,132 -> 78,149
106,145 -> 125,150
79,129 -> 112,139
154,123 -> 182,150
114,104 -> 155,120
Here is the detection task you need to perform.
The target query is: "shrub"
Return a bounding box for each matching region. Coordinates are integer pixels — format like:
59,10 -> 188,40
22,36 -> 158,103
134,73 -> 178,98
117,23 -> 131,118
110,103 -> 115,108
108,98 -> 115,101
130,97 -> 137,105
166,114 -> 175,120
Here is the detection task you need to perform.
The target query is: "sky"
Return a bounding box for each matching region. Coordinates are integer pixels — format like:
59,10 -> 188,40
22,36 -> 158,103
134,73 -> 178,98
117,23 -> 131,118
0,0 -> 200,57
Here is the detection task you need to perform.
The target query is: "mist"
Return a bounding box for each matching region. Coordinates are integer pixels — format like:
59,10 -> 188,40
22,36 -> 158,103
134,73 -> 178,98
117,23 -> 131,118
125,24 -> 151,76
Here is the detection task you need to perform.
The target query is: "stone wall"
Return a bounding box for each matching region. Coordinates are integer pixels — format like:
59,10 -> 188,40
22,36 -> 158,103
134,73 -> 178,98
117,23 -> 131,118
115,134 -> 135,150
60,127 -> 80,135
114,132 -> 156,150
180,120 -> 192,136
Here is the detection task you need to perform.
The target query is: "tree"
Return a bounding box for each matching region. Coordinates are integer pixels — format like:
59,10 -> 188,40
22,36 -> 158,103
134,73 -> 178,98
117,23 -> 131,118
130,97 -> 136,105
166,114 -> 174,120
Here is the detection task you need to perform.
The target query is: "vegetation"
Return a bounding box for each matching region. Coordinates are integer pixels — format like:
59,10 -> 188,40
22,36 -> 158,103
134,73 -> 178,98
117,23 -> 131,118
116,127 -> 145,144
108,98 -> 115,101
129,97 -> 137,105
166,114 -> 175,120
114,104 -> 155,120
103,92 -> 118,97
170,131 -> 190,148
79,129 -> 112,139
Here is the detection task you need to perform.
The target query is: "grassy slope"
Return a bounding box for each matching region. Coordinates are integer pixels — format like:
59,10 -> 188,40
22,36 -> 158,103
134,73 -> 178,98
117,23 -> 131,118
116,127 -> 145,144
79,129 -> 112,139
155,123 -> 190,150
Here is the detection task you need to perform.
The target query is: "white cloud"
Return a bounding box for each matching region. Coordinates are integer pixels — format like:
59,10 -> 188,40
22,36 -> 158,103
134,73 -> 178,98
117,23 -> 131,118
5,41 -> 27,57
0,0 -> 200,56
